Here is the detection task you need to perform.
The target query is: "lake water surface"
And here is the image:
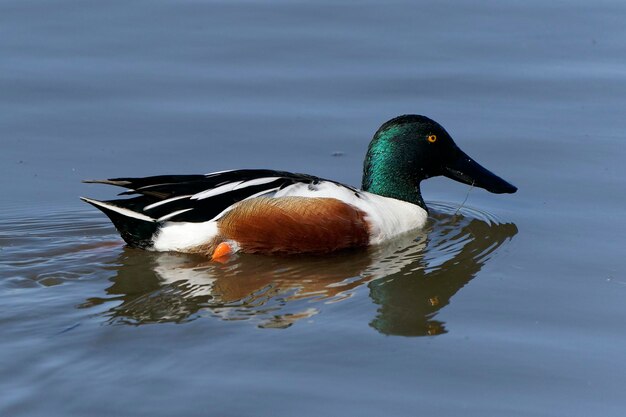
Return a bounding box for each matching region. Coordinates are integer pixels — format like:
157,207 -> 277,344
2,1 -> 626,416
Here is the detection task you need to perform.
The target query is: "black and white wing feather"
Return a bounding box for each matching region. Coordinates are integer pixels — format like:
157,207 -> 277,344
84,169 -> 356,223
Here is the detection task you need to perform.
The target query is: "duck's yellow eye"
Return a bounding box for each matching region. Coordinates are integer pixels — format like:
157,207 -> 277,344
427,134 -> 437,143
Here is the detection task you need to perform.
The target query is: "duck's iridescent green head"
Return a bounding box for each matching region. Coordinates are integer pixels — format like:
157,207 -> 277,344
362,115 -> 517,210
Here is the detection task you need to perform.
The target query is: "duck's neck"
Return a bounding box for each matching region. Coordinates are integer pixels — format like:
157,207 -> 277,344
361,136 -> 427,211
363,176 -> 426,211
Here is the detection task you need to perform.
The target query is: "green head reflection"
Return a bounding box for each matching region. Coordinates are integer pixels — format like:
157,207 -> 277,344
368,210 -> 518,336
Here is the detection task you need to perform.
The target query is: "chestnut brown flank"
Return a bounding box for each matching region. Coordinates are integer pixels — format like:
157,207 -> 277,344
217,197 -> 371,254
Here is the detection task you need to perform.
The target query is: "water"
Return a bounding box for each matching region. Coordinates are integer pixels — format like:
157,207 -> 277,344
1,1 -> 626,416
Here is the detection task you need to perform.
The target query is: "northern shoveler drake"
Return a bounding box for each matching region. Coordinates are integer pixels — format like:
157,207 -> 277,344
82,115 -> 517,259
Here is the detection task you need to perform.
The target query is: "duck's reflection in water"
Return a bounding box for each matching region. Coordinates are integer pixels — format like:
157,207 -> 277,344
82,205 -> 517,336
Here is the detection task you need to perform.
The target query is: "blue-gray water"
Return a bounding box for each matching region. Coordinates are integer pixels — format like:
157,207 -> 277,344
2,1 -> 626,416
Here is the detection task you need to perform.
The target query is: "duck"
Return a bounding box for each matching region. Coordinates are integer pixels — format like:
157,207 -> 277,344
81,114 -> 517,259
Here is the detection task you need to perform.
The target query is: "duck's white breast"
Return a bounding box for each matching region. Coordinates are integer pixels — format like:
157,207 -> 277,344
274,182 -> 428,245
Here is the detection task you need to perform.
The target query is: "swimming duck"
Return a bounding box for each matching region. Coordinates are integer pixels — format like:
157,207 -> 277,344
82,115 -> 516,259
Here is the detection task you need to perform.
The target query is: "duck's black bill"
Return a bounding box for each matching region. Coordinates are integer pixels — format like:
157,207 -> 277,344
443,149 -> 517,194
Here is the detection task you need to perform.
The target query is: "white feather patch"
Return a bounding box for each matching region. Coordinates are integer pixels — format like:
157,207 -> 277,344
157,208 -> 194,222
153,220 -> 219,252
233,177 -> 281,190
80,197 -> 155,222
192,181 -> 243,200
204,169 -> 235,176
143,195 -> 192,211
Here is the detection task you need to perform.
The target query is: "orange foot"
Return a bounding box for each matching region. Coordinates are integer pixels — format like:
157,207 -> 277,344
211,241 -> 233,262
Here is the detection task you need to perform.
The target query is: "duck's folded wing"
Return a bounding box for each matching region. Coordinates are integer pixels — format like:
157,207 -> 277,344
83,169 -> 347,223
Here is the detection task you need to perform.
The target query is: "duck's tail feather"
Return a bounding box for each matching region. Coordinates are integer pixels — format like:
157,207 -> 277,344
80,197 -> 159,248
